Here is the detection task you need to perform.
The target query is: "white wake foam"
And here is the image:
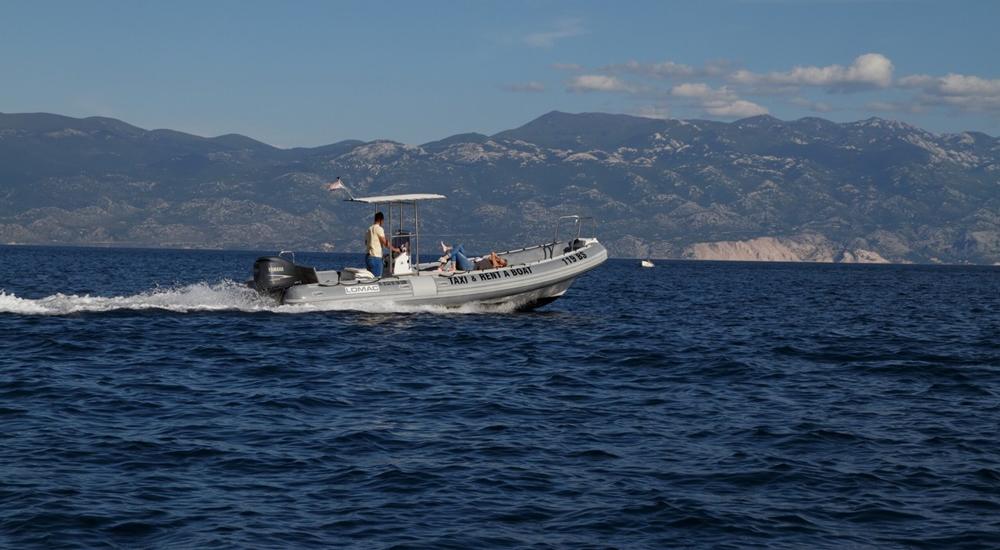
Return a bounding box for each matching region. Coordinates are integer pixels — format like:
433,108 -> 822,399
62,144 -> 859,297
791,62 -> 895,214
0,280 -> 517,316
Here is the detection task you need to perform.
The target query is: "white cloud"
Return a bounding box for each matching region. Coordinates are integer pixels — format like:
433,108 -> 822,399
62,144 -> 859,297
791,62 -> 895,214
935,74 -> 1000,96
703,59 -> 734,77
547,51 -> 1000,123
602,60 -> 696,78
897,74 -> 935,89
670,83 -> 768,118
601,59 -> 737,80
502,81 -> 546,93
898,73 -> 1000,113
524,18 -> 586,48
900,73 -> 1000,96
567,75 -> 635,93
705,100 -> 769,118
731,53 -> 894,91
671,82 -> 723,99
633,105 -> 671,119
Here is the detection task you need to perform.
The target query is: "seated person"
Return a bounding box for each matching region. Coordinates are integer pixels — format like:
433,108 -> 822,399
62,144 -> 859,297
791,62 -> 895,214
474,251 -> 508,270
439,242 -> 507,272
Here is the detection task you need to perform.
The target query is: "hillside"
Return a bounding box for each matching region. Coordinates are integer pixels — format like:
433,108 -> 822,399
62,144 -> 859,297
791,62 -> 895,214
1,110 -> 998,263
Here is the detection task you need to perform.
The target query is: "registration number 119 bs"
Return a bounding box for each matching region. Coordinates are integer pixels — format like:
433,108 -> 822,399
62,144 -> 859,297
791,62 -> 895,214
560,251 -> 588,265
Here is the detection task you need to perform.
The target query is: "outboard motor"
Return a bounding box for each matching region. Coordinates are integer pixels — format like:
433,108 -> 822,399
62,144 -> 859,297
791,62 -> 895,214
252,255 -> 318,296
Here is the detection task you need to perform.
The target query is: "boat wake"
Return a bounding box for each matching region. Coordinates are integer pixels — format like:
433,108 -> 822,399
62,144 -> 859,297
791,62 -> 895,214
0,280 -> 520,316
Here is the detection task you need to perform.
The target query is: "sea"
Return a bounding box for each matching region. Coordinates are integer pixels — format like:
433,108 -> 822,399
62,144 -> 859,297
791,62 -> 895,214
1,245 -> 998,549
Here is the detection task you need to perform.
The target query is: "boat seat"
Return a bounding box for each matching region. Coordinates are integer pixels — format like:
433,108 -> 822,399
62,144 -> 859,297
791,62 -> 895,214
316,270 -> 339,286
340,267 -> 375,284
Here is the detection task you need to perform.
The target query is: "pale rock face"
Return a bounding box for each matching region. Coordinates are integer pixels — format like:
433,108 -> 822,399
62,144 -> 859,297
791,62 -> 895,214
684,235 -> 834,262
344,141 -> 423,162
44,128 -> 88,138
683,234 -> 889,263
904,133 -> 983,166
563,152 -> 599,162
839,249 -> 890,263
438,143 -> 503,164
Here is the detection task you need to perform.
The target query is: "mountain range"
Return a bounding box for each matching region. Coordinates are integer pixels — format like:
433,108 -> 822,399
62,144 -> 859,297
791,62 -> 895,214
1,110 -> 998,264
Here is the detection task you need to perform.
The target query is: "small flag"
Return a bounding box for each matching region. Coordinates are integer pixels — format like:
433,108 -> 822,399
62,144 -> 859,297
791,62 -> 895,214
324,177 -> 355,199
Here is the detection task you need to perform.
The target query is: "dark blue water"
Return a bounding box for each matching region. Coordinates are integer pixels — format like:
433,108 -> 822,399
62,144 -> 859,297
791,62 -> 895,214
2,245 -> 999,548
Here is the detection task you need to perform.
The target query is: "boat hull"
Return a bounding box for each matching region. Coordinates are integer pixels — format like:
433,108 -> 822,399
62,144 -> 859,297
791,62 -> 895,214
279,240 -> 607,310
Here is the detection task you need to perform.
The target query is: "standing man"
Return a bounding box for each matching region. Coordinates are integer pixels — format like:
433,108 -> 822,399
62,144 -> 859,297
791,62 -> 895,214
365,211 -> 399,277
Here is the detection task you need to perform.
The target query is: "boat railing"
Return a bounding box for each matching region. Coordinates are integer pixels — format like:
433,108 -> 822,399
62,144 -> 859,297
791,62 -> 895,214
552,215 -> 596,247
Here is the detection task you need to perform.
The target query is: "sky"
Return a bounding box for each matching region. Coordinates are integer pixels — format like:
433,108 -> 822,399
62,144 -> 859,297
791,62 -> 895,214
1,0 -> 998,147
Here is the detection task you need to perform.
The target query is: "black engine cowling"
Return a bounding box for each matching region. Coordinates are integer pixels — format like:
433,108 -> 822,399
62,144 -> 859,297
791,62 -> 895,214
252,256 -> 318,294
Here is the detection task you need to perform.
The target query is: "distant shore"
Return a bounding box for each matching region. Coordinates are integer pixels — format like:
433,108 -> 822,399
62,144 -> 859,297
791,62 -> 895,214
4,242 -> 998,267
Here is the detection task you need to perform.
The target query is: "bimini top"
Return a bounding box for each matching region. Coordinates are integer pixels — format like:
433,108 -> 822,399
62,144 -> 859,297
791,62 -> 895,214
347,193 -> 446,204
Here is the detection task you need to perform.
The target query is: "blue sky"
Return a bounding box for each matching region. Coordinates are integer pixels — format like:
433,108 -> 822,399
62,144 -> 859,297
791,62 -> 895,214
1,0 -> 998,146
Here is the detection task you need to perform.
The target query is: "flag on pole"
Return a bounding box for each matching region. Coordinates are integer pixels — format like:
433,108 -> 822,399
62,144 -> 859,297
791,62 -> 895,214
324,177 -> 354,199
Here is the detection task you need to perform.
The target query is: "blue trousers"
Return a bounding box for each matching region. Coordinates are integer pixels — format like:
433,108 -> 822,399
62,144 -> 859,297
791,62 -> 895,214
443,244 -> 475,271
366,254 -> 383,277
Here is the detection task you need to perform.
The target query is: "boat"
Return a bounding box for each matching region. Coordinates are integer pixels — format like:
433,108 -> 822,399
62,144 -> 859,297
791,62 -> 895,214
249,193 -> 607,310
641,259 -> 655,268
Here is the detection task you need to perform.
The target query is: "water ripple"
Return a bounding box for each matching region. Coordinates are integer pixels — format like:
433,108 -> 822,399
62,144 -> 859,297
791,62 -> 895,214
1,247 -> 998,548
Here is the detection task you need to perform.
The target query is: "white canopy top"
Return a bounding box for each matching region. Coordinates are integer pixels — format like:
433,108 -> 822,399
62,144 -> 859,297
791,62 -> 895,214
348,193 -> 446,204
